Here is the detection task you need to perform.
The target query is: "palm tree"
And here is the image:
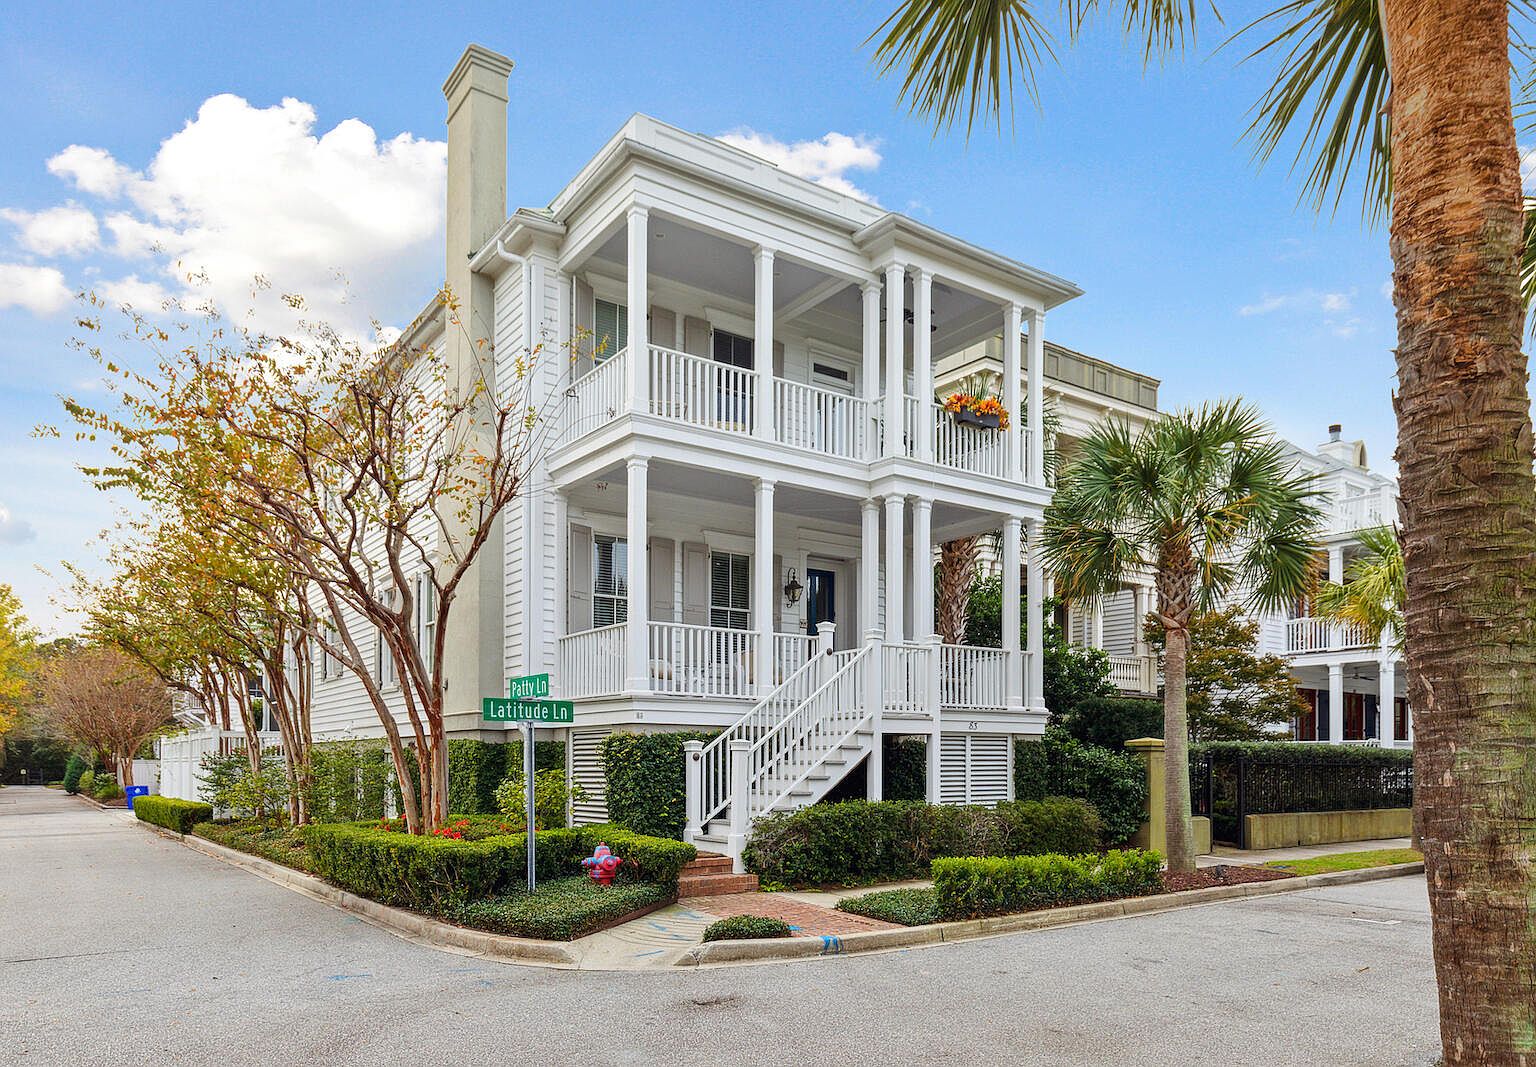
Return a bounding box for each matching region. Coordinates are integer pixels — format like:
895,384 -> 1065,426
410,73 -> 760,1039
1313,524 -> 1404,652
869,4 -> 1536,1058
1043,401 -> 1322,872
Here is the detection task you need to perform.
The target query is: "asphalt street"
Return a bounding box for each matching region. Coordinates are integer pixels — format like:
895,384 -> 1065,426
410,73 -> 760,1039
0,786 -> 1441,1066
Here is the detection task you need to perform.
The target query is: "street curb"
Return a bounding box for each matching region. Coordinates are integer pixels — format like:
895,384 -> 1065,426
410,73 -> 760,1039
674,862 -> 1426,967
134,819 -> 579,967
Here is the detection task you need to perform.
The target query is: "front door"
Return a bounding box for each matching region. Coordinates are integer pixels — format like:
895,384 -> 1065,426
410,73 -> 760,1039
1344,692 -> 1366,741
806,568 -> 836,638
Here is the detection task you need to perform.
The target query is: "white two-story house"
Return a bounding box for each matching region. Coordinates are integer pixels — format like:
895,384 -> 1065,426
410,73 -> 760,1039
387,45 -> 1086,863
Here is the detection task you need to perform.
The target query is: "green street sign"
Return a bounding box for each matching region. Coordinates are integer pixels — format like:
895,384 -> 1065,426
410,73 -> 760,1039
508,673 -> 550,700
481,697 -> 574,724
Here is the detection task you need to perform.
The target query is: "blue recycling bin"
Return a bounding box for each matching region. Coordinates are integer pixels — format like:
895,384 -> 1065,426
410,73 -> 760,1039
125,786 -> 149,810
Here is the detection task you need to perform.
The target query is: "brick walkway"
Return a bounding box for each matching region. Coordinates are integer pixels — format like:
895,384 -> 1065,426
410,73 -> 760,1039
687,892 -> 899,937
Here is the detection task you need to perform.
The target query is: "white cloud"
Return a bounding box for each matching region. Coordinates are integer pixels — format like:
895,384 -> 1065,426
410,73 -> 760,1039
1521,144 -> 1536,192
0,503 -> 37,545
717,128 -> 882,202
1238,294 -> 1287,317
0,203 -> 99,256
0,263 -> 72,315
96,274 -> 172,309
34,94 -> 446,339
1238,288 -> 1362,338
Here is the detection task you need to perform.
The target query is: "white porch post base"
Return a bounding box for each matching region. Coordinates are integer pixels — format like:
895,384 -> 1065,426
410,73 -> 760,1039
727,738 -> 751,872
682,739 -> 704,844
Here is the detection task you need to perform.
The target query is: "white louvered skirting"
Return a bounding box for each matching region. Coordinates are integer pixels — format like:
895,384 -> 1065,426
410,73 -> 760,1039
939,733 -> 1012,807
569,727 -> 610,824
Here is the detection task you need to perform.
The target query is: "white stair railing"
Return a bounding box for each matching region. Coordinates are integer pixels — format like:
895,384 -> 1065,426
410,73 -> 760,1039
691,626 -> 839,831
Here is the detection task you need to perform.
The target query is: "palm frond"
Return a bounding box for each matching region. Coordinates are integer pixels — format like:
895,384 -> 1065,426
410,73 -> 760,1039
1523,198 -> 1536,332
868,0 -> 1055,134
1065,0 -> 1216,63
1236,0 -> 1390,223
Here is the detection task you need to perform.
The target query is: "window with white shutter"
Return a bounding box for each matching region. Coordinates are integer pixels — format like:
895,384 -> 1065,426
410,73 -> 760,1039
594,299 -> 628,362
593,535 -> 629,626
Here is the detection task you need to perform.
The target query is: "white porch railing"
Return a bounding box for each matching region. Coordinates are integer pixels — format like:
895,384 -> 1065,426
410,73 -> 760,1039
940,644 -> 1010,709
773,633 -> 818,679
648,345 -> 756,434
556,623 -> 627,698
647,622 -> 759,698
1107,653 -> 1159,694
881,642 -> 935,716
155,728 -> 283,802
932,403 -> 1009,479
1285,617 -> 1372,654
772,378 -> 870,460
556,348 -> 629,448
1335,495 -> 1390,531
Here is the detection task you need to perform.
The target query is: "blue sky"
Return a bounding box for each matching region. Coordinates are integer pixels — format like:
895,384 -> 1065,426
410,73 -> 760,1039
0,1 -> 1399,633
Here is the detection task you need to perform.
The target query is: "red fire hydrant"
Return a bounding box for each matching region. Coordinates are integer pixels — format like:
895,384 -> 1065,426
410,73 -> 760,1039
582,843 -> 621,886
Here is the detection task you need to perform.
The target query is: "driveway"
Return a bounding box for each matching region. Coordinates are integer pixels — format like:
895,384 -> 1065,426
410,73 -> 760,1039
1,786 -> 1441,1066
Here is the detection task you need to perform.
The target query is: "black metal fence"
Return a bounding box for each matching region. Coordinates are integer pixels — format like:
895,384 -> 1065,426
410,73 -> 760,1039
1189,750 -> 1413,848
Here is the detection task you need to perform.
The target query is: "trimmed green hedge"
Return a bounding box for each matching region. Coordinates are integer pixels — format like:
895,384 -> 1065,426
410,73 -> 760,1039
133,796 -> 213,834
601,731 -> 718,839
933,849 -> 1164,919
307,741 -> 394,822
741,798 -> 1103,886
1015,730 -> 1149,845
449,877 -> 669,940
883,736 -> 928,801
836,887 -> 941,926
702,915 -> 794,942
195,821 -> 315,873
1192,740 -> 1413,768
447,738 -> 565,816
302,821 -> 696,913
1058,696 -> 1164,750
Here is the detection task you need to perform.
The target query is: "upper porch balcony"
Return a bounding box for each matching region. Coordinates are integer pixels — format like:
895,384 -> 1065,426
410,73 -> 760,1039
543,204 -> 1054,496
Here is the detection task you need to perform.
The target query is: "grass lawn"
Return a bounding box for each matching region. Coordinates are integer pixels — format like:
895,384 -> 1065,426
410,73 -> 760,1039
1263,848 -> 1422,876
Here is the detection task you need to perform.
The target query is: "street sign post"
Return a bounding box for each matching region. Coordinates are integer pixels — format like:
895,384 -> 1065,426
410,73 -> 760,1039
481,676 -> 573,892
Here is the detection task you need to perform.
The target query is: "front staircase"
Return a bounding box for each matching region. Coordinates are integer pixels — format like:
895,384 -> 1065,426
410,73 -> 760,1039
683,626 -> 935,871
676,852 -> 759,897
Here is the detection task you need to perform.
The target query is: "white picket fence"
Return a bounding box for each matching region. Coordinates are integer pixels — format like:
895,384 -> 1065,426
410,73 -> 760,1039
155,728 -> 283,802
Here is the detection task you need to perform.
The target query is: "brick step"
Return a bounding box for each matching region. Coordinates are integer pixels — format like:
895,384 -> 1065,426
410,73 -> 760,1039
677,872 -> 760,898
680,852 -> 734,874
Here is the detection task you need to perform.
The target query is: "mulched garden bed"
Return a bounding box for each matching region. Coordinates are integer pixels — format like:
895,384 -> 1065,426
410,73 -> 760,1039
1161,864 -> 1294,893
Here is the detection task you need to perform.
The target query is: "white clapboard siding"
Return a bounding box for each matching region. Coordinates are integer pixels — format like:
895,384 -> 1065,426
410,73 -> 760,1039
569,727 -> 610,825
1101,589 -> 1136,655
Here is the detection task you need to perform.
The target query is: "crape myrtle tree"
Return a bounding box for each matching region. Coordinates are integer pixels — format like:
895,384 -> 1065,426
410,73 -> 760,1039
868,3 -> 1536,1056
42,646 -> 171,787
1043,403 -> 1322,872
60,289 -> 559,833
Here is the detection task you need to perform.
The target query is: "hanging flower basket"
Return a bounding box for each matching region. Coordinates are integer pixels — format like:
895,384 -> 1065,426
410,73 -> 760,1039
956,408 -> 1001,429
942,391 -> 1009,430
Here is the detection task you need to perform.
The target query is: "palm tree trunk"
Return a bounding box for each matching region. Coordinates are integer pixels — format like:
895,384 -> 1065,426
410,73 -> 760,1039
1161,623 -> 1195,873
1384,1 -> 1536,1060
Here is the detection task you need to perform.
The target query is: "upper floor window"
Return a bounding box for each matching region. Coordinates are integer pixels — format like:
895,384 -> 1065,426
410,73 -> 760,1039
414,574 -> 437,673
710,551 -> 751,629
712,329 -> 753,369
595,299 -> 627,362
594,535 -> 629,627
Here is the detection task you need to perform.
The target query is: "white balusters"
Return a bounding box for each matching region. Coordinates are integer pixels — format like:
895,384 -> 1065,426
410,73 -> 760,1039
556,623 -> 627,697
555,348 -> 629,448
647,345 -> 756,434
939,644 -> 1009,709
772,378 -> 869,459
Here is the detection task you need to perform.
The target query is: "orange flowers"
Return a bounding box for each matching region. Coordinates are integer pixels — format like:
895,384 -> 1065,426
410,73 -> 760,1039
942,391 -> 1010,429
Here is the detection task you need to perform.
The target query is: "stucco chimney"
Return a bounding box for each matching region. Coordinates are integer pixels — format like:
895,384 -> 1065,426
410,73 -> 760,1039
1318,423 -> 1368,469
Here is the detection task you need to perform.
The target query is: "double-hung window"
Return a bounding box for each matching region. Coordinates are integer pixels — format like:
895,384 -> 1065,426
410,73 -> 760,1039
593,534 -> 629,627
594,299 -> 628,363
375,590 -> 398,688
709,551 -> 751,630
414,574 -> 437,673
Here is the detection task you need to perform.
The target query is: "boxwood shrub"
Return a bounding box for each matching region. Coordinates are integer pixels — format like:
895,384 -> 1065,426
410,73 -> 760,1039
701,915 -> 793,942
134,796 -> 214,834
195,821 -> 315,873
933,849 -> 1164,919
601,731 -> 718,839
449,877 -> 669,940
446,738 -> 566,816
836,887 -> 941,927
1015,730 -> 1149,845
301,821 -> 695,913
62,756 -> 85,795
741,797 -> 1102,886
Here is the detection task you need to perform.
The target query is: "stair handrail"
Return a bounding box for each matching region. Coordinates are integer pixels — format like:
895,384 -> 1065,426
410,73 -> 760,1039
695,636 -> 830,827
746,644 -> 875,819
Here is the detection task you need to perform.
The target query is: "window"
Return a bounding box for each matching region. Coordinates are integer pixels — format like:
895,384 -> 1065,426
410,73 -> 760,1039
710,551 -> 751,629
375,590 -> 398,688
593,535 -> 629,627
712,329 -> 753,368
594,299 -> 627,362
415,573 -> 437,673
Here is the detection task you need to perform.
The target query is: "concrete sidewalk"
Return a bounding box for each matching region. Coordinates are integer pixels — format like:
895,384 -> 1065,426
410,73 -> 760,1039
1204,838 -> 1415,867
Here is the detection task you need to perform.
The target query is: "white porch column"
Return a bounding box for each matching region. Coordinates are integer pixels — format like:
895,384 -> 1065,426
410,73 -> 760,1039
1327,546 -> 1344,584
625,457 -> 649,693
883,263 -> 906,459
1132,585 -> 1149,655
552,486 -> 569,664
753,478 -> 775,694
626,205 -> 650,413
861,281 -> 882,461
1089,596 -> 1105,651
1327,662 -> 1345,742
753,245 -> 775,442
1003,517 -> 1023,708
1025,307 -> 1045,486
1024,517 -> 1046,712
884,495 -> 906,643
860,499 -> 881,640
910,497 -> 933,639
912,269 -> 934,463
1378,657 -> 1397,745
1004,302 -> 1023,482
